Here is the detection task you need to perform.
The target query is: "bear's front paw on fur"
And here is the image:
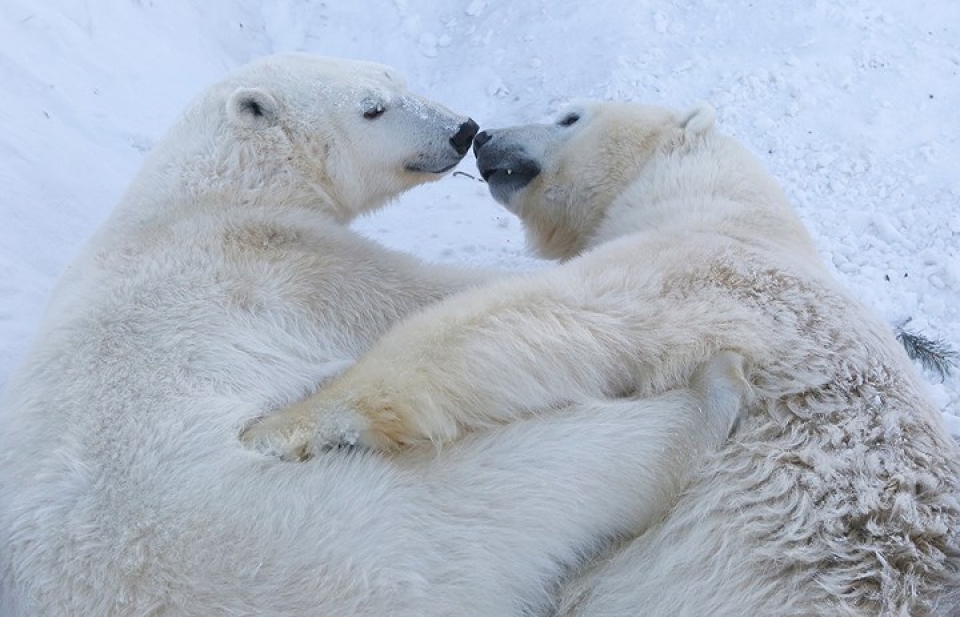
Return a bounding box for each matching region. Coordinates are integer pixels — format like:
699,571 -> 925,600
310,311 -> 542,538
240,395 -> 373,461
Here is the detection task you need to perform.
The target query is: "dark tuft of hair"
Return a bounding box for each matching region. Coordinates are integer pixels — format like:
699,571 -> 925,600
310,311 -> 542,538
895,318 -> 959,381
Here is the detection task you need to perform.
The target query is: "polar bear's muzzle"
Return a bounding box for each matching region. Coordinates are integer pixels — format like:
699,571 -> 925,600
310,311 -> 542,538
473,129 -> 542,205
403,117 -> 479,174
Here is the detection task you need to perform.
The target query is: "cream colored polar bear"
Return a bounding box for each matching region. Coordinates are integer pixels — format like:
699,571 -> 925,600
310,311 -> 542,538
249,102 -> 960,615
0,55 -> 748,616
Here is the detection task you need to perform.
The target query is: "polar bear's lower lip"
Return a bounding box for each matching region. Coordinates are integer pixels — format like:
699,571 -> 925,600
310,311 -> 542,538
482,165 -> 540,187
405,162 -> 459,174
482,164 -> 540,204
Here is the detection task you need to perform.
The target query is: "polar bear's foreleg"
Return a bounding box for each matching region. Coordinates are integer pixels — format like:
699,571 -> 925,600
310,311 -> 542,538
241,267 -> 748,457
243,256 -> 752,453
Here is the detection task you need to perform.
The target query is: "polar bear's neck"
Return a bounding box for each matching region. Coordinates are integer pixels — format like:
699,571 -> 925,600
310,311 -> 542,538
593,134 -> 820,260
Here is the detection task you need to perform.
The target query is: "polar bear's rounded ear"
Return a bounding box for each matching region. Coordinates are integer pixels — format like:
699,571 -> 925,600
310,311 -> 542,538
679,103 -> 716,136
227,87 -> 279,130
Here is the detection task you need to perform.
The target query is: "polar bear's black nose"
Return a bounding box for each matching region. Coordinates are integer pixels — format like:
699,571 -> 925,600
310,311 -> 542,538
450,119 -> 479,156
473,130 -> 492,152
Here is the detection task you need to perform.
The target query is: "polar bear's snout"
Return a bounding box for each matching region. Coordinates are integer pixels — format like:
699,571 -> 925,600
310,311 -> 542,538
402,114 -> 480,174
473,129 -> 542,205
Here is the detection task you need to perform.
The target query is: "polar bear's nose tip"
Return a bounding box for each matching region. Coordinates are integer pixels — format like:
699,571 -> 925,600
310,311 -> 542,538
473,130 -> 492,153
450,119 -> 480,156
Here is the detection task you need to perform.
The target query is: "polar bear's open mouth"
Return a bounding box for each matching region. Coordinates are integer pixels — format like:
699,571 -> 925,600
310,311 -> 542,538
476,157 -> 541,204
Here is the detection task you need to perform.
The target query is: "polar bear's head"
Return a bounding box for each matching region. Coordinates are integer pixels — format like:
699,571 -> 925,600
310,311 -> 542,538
473,102 -> 718,260
165,53 -> 478,222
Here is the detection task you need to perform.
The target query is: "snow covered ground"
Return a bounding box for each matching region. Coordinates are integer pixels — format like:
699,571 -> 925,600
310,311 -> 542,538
1,0 -> 958,433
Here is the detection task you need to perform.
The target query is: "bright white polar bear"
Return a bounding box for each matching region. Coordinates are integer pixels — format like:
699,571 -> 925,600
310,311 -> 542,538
249,101 -> 960,615
0,54 -> 748,616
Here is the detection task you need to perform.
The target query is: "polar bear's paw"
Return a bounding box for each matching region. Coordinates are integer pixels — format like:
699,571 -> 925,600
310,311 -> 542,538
240,397 -> 372,461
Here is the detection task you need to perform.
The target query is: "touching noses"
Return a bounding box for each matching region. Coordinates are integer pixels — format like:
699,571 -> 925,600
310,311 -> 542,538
450,119 -> 480,156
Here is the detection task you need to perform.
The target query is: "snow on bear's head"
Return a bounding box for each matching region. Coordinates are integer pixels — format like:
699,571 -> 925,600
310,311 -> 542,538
147,53 -> 478,222
473,101 -> 719,260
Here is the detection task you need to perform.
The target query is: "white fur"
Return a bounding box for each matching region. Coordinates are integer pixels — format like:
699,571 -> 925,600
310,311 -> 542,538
253,101 -> 960,615
0,55 -> 747,616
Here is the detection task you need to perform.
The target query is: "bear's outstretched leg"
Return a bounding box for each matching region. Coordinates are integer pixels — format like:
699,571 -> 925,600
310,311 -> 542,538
241,261 -> 746,454
243,317 -> 747,461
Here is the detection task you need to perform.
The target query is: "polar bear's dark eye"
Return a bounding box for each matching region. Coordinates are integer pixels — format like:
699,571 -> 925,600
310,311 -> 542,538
558,113 -> 581,127
363,104 -> 386,120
